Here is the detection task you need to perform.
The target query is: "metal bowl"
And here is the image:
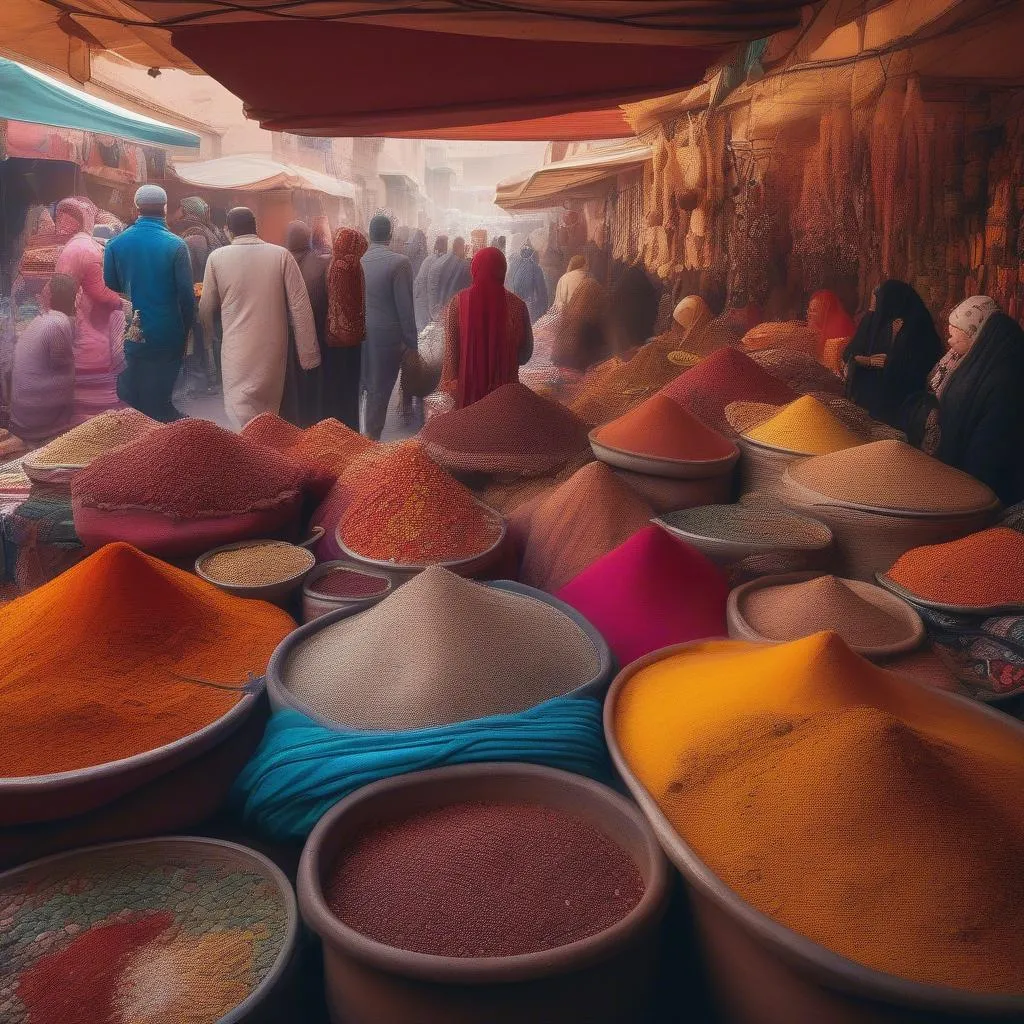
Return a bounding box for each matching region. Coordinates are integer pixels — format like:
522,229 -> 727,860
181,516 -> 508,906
301,560 -> 394,623
196,537 -> 317,604
875,572 -> 1024,618
589,432 -> 740,480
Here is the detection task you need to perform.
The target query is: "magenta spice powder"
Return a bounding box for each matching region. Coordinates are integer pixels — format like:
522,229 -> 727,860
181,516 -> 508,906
326,801 -> 644,957
309,568 -> 390,599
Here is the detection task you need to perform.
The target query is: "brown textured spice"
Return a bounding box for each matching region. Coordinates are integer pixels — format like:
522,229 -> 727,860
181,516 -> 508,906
201,542 -> 312,587
31,409 -> 157,467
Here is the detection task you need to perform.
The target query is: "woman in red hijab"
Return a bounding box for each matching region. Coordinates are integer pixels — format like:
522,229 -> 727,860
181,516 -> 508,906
807,290 -> 855,367
325,227 -> 368,430
441,246 -> 534,409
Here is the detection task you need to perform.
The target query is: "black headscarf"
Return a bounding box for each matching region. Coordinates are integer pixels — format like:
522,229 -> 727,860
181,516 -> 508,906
933,312 -> 1024,505
843,280 -> 942,428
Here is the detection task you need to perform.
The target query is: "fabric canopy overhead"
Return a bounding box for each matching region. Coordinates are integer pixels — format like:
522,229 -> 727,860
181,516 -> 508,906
496,141 -> 651,211
0,57 -> 199,147
388,108 -> 635,143
172,154 -> 355,198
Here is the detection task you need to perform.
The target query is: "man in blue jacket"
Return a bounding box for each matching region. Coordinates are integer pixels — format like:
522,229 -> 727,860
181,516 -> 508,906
104,185 -> 194,421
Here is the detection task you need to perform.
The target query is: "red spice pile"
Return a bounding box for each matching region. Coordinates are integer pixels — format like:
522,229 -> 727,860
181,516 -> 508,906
240,412 -> 303,451
662,347 -> 799,435
339,441 -> 502,565
420,382 -> 590,477
72,419 -> 313,518
243,414 -> 374,479
327,801 -> 644,957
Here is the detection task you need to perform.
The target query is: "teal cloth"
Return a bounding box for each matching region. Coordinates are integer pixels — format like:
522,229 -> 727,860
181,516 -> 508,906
231,697 -> 611,842
0,58 -> 199,148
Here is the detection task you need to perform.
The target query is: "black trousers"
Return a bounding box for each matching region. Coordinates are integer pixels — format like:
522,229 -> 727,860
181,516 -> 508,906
321,345 -> 362,432
118,350 -> 184,423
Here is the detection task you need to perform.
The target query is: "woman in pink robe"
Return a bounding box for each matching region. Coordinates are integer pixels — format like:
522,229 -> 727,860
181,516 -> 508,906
54,201 -> 126,423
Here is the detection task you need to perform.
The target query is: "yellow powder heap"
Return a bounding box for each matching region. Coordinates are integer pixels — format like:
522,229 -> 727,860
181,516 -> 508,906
614,632 -> 1024,993
745,396 -> 862,455
787,439 -> 996,513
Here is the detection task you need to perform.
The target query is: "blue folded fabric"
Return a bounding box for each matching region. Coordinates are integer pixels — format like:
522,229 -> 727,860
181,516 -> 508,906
231,697 -> 611,842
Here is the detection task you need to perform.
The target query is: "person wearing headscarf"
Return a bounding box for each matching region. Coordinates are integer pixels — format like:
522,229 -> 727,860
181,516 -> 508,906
199,207 -> 320,429
54,198 -> 126,424
665,295 -> 713,351
104,185 -> 194,422
311,216 -> 332,256
427,236 -> 472,323
10,274 -> 78,442
842,280 -> 942,429
360,214 -> 417,439
440,247 -> 533,410
607,266 -> 661,357
414,235 -> 448,331
806,289 -> 856,364
551,270 -> 609,373
554,255 -> 589,310
905,297 -> 1023,503
325,228 -> 368,430
280,221 -> 329,427
540,223 -> 566,297
406,229 -> 428,281
506,243 -> 549,324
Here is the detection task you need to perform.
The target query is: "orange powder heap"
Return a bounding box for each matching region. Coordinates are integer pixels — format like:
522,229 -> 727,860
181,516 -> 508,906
614,632 -> 1024,993
884,527 -> 1024,607
240,413 -> 303,451
242,415 -> 373,478
0,542 -> 295,777
594,394 -> 736,462
339,441 -> 502,565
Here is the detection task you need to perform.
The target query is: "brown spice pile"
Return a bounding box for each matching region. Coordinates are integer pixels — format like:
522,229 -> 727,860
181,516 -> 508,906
31,409 -> 158,467
201,542 -> 312,587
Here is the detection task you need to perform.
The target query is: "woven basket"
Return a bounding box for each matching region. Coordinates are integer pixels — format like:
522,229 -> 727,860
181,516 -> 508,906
727,571 -> 925,659
779,474 -> 1000,582
736,437 -> 802,498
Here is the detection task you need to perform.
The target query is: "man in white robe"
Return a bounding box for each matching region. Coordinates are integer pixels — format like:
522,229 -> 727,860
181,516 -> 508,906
199,207 -> 320,429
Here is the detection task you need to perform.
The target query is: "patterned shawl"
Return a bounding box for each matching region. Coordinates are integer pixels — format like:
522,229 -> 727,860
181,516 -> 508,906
327,228 -> 368,347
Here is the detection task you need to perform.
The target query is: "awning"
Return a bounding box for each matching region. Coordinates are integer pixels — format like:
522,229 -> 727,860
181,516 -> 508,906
171,155 -> 355,199
0,58 -> 199,148
1,2 -> 808,134
389,108 -> 635,143
496,141 -> 651,212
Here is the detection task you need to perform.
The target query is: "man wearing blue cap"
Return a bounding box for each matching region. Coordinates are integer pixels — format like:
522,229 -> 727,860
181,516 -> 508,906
103,184 -> 194,421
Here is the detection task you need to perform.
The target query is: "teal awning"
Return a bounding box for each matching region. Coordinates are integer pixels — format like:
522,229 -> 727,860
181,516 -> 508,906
0,58 -> 199,149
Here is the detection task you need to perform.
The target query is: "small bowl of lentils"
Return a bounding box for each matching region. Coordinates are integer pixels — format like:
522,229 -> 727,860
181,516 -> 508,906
196,536 -> 317,604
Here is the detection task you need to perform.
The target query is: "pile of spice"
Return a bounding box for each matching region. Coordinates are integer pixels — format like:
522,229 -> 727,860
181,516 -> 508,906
338,441 -> 502,565
658,498 -> 833,551
307,566 -> 390,600
749,348 -> 845,396
244,415 -> 375,479
558,525 -> 729,667
662,348 -> 798,435
518,462 -> 654,594
614,632 -> 1024,992
740,320 -> 819,355
479,453 -> 592,516
786,439 -> 997,513
883,527 -> 1024,608
28,409 -> 157,468
72,419 -> 312,518
0,842 -> 290,1023
740,575 -> 914,648
282,566 -> 601,730
240,412 -> 303,451
327,800 -> 643,957
420,383 -> 590,476
744,395 -> 863,455
201,541 -> 312,588
593,393 -> 737,463
0,542 -> 294,776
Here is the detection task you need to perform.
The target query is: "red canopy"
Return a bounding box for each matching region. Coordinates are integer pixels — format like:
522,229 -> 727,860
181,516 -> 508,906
173,20 -> 725,136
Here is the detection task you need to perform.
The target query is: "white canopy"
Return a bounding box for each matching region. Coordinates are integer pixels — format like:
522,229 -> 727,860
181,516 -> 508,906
172,154 -> 355,199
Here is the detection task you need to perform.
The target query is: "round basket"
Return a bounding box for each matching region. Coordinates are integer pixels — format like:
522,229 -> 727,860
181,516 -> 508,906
874,573 -> 1024,619
265,580 -> 613,731
196,538 -> 315,604
336,500 -> 507,581
779,472 -> 1000,582
297,763 -> 670,1024
302,560 -> 394,623
589,431 -> 740,481
735,436 -> 805,498
611,465 -> 735,515
603,644 -> 1024,1024
727,571 -> 925,659
0,683 -> 263,828
0,836 -> 299,1024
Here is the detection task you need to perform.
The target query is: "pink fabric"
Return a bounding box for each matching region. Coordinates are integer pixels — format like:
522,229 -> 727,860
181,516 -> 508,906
557,525 -> 728,668
55,233 -> 125,423
455,246 -> 519,409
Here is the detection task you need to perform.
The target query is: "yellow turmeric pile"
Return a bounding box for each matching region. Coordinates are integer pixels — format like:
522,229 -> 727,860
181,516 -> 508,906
614,632 -> 1024,993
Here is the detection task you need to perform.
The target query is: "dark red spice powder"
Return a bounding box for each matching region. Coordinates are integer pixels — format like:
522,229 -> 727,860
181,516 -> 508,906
72,419 -> 314,518
309,567 -> 390,599
662,347 -> 799,434
326,801 -> 644,958
420,382 -> 590,476
17,912 -> 173,1023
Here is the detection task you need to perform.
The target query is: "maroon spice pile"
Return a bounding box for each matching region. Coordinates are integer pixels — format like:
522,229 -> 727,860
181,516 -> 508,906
327,800 -> 644,957
662,347 -> 799,434
420,382 -> 591,477
309,567 -> 390,599
72,419 -> 314,517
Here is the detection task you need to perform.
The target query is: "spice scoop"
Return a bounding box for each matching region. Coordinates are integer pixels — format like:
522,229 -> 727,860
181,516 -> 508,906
195,529 -> 321,604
